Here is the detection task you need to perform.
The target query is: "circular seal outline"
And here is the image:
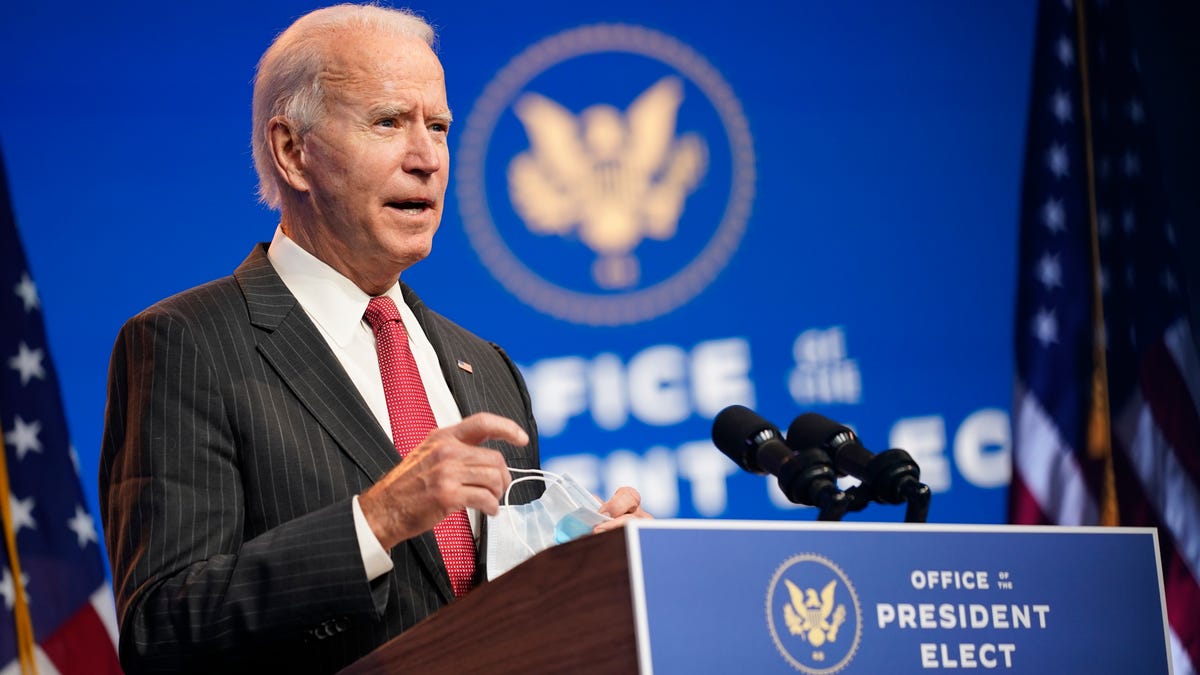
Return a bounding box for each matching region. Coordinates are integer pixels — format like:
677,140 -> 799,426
455,23 -> 756,326
765,554 -> 863,675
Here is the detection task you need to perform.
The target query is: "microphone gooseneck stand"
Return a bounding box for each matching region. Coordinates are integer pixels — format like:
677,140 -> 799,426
815,447 -> 932,523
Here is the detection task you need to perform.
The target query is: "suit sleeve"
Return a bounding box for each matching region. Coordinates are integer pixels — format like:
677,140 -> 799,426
100,309 -> 384,673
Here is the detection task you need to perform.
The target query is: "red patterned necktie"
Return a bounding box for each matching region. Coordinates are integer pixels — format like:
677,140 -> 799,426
363,296 -> 475,597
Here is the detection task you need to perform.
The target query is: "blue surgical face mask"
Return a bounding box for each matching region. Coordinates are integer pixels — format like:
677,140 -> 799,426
485,469 -> 611,581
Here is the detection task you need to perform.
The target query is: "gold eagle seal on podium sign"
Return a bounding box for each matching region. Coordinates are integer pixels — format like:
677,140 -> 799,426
767,555 -> 862,674
782,579 -> 848,648
507,77 -> 708,289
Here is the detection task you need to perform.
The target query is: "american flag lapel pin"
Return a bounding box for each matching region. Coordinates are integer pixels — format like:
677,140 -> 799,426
456,359 -> 474,374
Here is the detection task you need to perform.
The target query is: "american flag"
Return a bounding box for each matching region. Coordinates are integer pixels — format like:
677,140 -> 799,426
0,146 -> 121,673
1010,1 -> 1200,673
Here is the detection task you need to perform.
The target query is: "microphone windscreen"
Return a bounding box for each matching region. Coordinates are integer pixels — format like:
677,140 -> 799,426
785,412 -> 847,450
711,405 -> 777,471
787,412 -> 871,478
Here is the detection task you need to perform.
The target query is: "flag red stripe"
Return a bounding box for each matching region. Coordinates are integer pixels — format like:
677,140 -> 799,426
1113,447 -> 1200,672
1164,547 -> 1200,672
40,603 -> 122,675
1006,471 -> 1052,525
1139,339 -> 1200,489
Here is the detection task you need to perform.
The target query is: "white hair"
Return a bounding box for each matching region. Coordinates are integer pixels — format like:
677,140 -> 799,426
250,4 -> 435,209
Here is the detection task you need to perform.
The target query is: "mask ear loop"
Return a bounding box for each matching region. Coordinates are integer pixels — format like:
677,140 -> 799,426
503,467 -> 580,508
500,475 -> 582,556
507,467 -> 566,481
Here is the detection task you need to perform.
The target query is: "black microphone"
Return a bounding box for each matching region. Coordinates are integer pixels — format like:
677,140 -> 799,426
712,405 -> 844,513
786,412 -> 929,507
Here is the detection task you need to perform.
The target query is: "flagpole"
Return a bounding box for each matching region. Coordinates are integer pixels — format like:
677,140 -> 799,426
0,435 -> 38,675
1072,0 -> 1119,526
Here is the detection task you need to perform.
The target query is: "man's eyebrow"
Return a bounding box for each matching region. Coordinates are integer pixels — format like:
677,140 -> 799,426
365,105 -> 453,125
367,103 -> 410,118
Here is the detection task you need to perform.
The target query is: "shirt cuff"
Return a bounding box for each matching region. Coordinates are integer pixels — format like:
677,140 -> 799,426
352,495 -> 394,581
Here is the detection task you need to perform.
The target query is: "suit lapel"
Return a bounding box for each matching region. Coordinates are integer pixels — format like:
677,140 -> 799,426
235,245 -> 398,481
235,246 -> 454,603
402,283 -> 481,419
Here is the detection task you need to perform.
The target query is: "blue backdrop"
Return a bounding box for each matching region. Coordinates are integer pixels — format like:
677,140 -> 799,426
0,1 -> 1038,568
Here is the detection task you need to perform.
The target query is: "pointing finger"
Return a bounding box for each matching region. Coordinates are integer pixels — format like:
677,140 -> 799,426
446,412 -> 530,448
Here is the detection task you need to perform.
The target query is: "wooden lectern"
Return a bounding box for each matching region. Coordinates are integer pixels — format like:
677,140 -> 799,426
341,521 -> 1171,674
339,528 -> 637,674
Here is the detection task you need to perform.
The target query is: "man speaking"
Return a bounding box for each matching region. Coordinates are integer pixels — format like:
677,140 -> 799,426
100,4 -> 647,673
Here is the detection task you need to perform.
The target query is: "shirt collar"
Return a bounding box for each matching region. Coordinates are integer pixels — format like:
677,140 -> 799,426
267,225 -> 404,348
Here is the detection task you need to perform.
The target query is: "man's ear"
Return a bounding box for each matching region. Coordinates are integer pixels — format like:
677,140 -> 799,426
268,116 -> 311,194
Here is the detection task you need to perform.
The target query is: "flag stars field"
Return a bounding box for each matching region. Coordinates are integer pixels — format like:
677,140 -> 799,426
1098,210 -> 1113,238
12,273 -> 37,313
1041,197 -> 1066,232
1036,253 -> 1063,290
1121,208 -> 1136,234
67,506 -> 98,549
1121,151 -> 1140,177
1127,98 -> 1144,124
0,569 -> 30,611
7,342 -> 45,386
1056,35 -> 1074,67
4,416 -> 42,461
1161,270 -> 1178,294
1046,144 -> 1070,178
1033,308 -> 1060,346
8,495 -> 35,534
1051,89 -> 1073,123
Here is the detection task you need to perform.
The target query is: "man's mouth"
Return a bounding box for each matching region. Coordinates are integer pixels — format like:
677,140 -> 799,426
387,199 -> 433,214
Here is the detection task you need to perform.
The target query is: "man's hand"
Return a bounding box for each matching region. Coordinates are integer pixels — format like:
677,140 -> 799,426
359,412 -> 527,550
593,486 -> 653,534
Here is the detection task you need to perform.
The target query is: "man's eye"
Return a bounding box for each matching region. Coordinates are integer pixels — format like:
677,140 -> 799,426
377,118 -> 397,128
430,123 -> 449,134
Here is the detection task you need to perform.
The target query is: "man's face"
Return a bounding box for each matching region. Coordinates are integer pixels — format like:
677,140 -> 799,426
293,31 -> 451,288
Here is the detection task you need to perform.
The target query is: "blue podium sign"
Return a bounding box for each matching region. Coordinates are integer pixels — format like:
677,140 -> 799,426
624,520 -> 1170,674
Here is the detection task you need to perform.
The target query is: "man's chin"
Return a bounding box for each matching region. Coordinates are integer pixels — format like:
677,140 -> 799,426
386,239 -> 436,275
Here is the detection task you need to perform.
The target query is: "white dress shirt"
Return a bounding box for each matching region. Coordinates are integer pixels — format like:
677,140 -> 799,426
267,226 -> 471,582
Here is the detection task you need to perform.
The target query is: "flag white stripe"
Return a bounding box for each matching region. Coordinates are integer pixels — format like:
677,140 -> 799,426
1114,391 -> 1200,583
1163,318 -> 1200,675
1013,379 -> 1098,525
1165,319 -> 1200,420
1170,625 -> 1196,675
90,585 -> 119,648
0,647 -> 64,675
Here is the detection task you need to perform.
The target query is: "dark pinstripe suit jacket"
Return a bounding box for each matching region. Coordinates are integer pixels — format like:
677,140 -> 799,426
100,244 -> 542,674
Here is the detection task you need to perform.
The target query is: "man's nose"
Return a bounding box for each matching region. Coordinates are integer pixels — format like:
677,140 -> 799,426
403,126 -> 442,175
